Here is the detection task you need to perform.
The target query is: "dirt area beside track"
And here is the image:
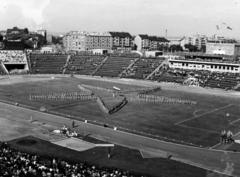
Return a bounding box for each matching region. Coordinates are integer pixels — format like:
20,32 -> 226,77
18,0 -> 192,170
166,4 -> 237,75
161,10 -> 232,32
0,114 -> 62,142
0,75 -> 61,85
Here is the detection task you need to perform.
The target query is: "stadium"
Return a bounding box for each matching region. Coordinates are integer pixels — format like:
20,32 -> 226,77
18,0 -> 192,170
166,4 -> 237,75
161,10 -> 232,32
1,50 -> 240,177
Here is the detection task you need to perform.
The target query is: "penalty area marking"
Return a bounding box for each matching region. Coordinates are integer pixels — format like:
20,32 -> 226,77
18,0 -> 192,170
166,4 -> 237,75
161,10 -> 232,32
229,118 -> 240,125
175,104 -> 233,125
177,124 -> 219,134
233,131 -> 240,138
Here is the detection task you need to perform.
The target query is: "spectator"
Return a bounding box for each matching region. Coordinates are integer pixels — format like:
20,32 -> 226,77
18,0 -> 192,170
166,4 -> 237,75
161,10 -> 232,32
0,142 -> 141,177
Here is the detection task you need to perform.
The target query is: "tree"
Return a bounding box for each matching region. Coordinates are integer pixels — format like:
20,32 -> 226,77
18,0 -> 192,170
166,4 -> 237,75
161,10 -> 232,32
184,44 -> 198,52
132,44 -> 137,50
52,36 -> 63,44
169,45 -> 183,52
200,45 -> 206,52
23,28 -> 29,34
157,44 -> 168,52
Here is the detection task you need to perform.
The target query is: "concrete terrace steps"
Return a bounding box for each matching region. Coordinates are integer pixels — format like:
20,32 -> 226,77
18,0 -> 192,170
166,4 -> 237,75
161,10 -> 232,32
91,56 -> 109,75
0,61 -> 9,75
30,54 -> 68,74
121,58 -> 165,79
65,55 -> 105,75
146,58 -> 169,80
26,54 -> 32,73
94,56 -> 134,77
62,55 -> 71,74
119,58 -> 140,78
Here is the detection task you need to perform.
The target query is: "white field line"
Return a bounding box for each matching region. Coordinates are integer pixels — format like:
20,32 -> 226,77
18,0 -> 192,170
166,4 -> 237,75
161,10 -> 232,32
175,104 -> 233,125
233,131 -> 240,137
95,144 -> 115,147
230,118 -> 240,125
192,109 -> 204,117
209,143 -> 221,149
177,124 -> 219,134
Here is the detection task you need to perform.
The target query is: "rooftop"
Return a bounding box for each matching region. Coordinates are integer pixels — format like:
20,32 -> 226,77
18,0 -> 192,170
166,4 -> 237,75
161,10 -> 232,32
109,32 -> 132,38
138,34 -> 169,42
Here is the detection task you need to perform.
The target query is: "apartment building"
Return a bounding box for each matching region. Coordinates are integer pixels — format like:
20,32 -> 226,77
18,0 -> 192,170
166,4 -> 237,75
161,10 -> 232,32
109,32 -> 133,51
85,32 -> 112,50
134,34 -> 169,51
63,30 -> 135,52
206,40 -> 240,57
184,35 -> 207,50
63,31 -> 113,52
63,31 -> 87,51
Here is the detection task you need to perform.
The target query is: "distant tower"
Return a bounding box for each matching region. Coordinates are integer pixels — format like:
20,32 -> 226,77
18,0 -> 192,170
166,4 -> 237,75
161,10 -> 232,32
165,29 -> 168,38
37,29 -> 47,41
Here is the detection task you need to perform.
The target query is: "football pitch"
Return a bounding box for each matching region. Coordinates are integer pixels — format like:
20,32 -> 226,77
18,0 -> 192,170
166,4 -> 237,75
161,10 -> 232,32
0,75 -> 240,147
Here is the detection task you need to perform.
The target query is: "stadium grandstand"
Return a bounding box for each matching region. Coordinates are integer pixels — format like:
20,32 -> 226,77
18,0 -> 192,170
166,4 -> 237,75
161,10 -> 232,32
0,50 -> 238,91
0,50 -> 28,74
121,57 -> 166,79
29,53 -> 68,74
93,56 -> 135,77
0,142 -> 139,177
1,49 -> 240,177
65,54 -> 106,75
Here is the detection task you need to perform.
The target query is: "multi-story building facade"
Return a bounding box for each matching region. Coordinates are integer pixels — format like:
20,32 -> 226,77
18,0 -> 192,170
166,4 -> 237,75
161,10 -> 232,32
167,36 -> 185,46
134,34 -> 150,51
184,35 -> 207,50
206,40 -> 240,57
63,31 -> 135,52
168,58 -> 240,73
134,34 -> 169,52
109,32 -> 132,51
37,29 -> 47,41
85,32 -> 112,51
63,31 -> 112,52
63,31 -> 88,51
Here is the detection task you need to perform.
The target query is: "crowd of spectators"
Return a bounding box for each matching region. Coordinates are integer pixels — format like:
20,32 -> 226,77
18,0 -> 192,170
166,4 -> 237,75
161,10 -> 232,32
152,67 -> 240,90
122,58 -> 165,79
220,130 -> 234,144
109,53 -> 140,58
30,54 -> 68,74
0,51 -> 239,91
66,55 -> 105,75
205,72 -> 240,89
169,54 -> 240,64
94,56 -> 134,77
0,50 -> 27,63
0,142 -> 140,177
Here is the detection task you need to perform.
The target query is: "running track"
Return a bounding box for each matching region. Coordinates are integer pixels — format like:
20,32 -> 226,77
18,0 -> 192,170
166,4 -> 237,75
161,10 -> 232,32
0,102 -> 239,176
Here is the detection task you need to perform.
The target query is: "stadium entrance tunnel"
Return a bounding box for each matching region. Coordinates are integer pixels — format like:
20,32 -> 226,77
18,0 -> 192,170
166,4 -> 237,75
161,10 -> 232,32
4,64 -> 27,72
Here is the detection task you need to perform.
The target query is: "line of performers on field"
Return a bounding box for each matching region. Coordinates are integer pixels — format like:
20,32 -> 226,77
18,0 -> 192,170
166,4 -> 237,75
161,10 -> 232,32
220,130 -> 234,144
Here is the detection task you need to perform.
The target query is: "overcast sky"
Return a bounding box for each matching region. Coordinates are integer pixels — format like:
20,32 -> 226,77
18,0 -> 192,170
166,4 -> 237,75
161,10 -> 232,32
0,0 -> 240,37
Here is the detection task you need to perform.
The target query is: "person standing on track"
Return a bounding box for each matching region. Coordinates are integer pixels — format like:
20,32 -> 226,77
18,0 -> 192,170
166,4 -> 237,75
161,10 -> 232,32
72,120 -> 75,128
220,130 -> 227,144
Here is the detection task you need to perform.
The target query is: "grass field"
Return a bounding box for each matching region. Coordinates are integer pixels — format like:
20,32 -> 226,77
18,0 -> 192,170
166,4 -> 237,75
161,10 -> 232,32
1,75 -> 240,147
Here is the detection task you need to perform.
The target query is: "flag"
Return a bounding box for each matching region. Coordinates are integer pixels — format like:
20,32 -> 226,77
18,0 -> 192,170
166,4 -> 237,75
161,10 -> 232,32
226,26 -> 233,30
216,25 -> 220,30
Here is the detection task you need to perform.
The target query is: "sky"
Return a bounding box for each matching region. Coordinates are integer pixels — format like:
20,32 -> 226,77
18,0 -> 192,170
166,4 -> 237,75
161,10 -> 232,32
0,0 -> 240,37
